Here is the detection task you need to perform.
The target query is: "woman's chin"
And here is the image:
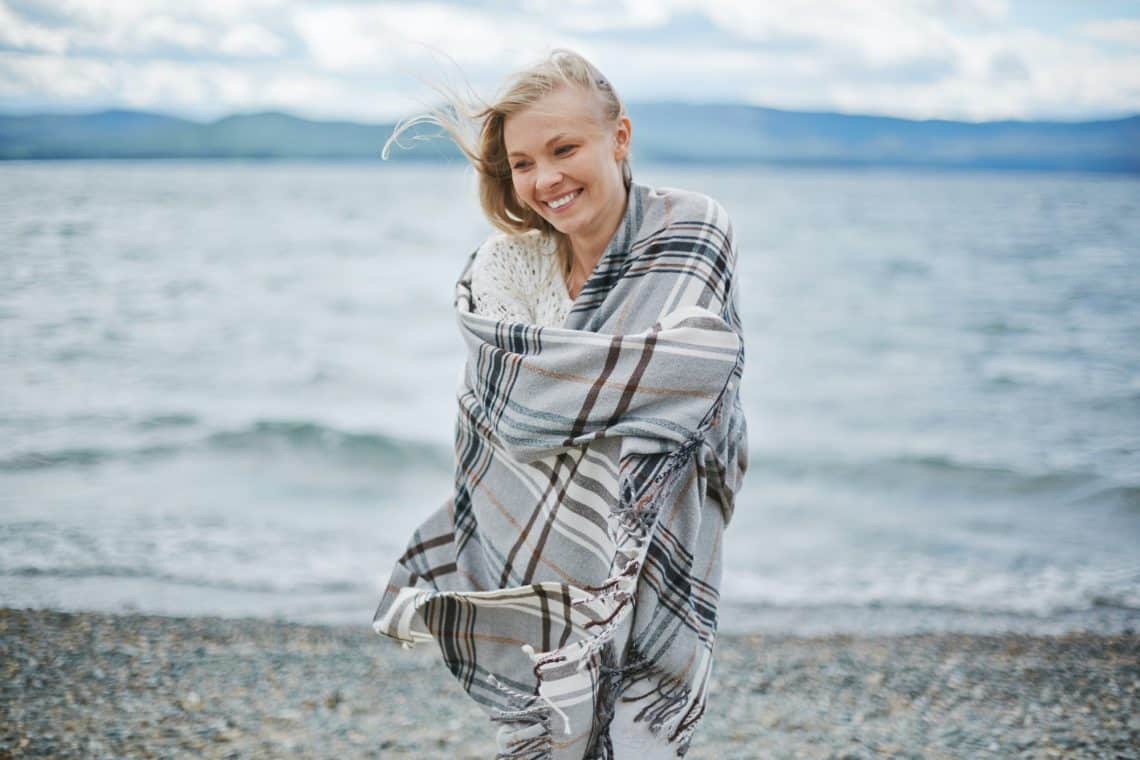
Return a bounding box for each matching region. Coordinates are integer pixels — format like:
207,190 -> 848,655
544,211 -> 587,236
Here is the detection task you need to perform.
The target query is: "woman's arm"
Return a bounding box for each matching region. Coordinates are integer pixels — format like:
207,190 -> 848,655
460,306 -> 742,462
459,191 -> 744,462
469,233 -> 546,324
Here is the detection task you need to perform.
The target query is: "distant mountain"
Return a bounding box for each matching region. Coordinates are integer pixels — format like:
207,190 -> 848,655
1,105 -> 1137,172
628,103 -> 1140,172
0,109 -> 406,160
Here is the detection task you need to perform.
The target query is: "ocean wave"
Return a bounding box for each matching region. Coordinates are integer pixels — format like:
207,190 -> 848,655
132,413 -> 199,430
722,596 -> 1140,619
2,565 -> 362,595
749,449 -> 1108,495
719,564 -> 1140,618
717,599 -> 1140,635
1066,483 -> 1140,511
0,418 -> 451,472
0,445 -> 179,471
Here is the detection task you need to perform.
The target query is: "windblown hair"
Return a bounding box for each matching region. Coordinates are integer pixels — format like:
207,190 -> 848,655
382,48 -> 632,275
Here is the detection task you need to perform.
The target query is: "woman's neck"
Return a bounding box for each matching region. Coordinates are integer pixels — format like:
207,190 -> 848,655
565,187 -> 629,298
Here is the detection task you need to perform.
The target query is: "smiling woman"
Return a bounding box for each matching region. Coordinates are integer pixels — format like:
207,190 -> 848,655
468,78 -> 634,327
500,84 -> 631,300
373,49 -> 748,759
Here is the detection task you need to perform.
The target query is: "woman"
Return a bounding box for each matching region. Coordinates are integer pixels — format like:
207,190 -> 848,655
373,49 -> 748,759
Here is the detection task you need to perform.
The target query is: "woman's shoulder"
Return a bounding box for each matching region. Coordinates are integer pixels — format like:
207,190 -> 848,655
634,183 -> 738,312
645,184 -> 731,225
475,229 -> 555,262
470,229 -> 560,295
636,183 -> 735,255
472,229 -> 558,282
469,229 -> 566,324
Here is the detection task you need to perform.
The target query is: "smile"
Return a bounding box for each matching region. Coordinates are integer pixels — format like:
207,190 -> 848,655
544,189 -> 582,211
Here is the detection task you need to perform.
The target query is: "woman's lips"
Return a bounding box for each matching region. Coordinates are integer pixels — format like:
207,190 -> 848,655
544,188 -> 582,213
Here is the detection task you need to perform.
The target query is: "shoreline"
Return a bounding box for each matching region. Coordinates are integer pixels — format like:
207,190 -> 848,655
1,608 -> 1136,758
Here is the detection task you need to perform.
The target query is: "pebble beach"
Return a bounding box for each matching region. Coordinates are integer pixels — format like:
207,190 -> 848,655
5,163 -> 1140,758
2,608 -> 1137,759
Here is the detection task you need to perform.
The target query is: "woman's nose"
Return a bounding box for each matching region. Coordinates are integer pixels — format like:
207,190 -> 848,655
536,164 -> 562,192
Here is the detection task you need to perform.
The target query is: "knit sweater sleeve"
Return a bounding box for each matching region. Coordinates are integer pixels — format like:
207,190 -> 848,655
470,234 -> 535,323
470,232 -> 570,326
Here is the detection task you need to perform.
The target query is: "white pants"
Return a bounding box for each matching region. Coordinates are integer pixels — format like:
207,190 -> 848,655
608,697 -> 679,758
494,620 -> 679,760
607,617 -> 678,759
494,699 -> 677,759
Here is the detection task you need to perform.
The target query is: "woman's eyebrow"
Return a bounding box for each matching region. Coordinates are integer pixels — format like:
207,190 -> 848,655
508,133 -> 573,157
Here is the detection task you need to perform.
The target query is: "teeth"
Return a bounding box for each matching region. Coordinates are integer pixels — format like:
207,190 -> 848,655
547,190 -> 578,209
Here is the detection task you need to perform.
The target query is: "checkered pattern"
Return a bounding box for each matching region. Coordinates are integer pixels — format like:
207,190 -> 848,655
373,182 -> 748,759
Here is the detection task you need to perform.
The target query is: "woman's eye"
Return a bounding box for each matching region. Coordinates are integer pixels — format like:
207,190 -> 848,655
512,160 -> 530,170
555,145 -> 576,156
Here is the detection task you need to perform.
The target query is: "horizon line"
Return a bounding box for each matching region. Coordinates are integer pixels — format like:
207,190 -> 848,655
2,103 -> 1139,128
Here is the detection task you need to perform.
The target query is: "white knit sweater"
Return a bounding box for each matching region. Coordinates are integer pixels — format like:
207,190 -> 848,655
470,230 -> 574,327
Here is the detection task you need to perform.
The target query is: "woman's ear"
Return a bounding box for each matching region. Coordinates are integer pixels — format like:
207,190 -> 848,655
614,116 -> 632,161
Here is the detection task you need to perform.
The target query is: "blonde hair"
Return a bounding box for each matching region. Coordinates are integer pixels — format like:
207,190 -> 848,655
383,48 -> 633,275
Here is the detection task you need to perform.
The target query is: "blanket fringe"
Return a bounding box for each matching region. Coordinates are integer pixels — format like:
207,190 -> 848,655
487,673 -> 555,759
494,736 -> 550,760
612,431 -> 705,541
587,624 -> 708,757
582,636 -> 622,759
495,429 -> 716,759
581,432 -> 711,757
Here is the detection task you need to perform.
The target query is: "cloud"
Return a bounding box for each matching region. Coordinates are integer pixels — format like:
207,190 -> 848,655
0,1 -> 70,53
0,50 -> 113,98
0,0 -> 1137,121
2,0 -> 291,58
913,0 -> 1009,22
1079,18 -> 1140,47
291,2 -> 564,73
521,0 -> 677,32
218,23 -> 287,58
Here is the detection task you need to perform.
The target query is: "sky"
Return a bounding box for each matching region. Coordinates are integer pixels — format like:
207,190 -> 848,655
1,0 -> 1138,123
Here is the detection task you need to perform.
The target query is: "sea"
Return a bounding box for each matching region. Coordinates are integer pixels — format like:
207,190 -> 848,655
1,160 -> 1138,636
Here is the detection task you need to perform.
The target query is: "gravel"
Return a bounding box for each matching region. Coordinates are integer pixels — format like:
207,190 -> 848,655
1,608 -> 1136,759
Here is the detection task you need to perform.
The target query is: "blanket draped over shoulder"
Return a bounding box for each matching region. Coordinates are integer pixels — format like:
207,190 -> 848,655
373,182 -> 748,759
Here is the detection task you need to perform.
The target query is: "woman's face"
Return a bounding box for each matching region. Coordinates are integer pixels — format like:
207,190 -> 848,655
503,86 -> 631,244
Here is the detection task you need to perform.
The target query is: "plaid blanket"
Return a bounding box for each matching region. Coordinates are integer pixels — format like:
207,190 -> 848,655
372,182 -> 748,759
